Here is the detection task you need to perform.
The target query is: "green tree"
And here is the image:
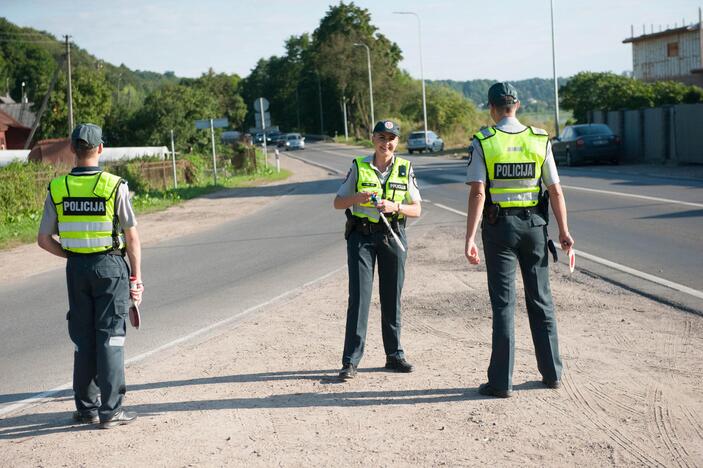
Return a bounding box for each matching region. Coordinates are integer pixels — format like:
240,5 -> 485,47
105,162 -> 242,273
36,65 -> 112,141
129,83 -> 220,152
182,69 -> 247,129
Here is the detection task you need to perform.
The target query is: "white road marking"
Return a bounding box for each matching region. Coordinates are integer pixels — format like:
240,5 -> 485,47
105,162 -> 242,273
0,266 -> 346,419
561,185 -> 703,209
433,203 -> 467,217
428,201 -> 703,300
285,153 -> 343,175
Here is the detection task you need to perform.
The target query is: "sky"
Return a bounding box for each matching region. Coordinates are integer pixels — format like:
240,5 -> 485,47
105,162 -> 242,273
3,0 -> 702,81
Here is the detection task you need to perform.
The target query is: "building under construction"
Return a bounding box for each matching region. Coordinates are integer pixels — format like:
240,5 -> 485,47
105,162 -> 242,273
623,9 -> 703,87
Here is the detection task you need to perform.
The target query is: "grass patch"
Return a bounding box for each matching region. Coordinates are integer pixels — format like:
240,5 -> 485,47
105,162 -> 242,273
333,136 -> 374,149
0,165 -> 291,251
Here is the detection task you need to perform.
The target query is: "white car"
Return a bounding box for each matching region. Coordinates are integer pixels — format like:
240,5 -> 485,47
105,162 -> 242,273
282,133 -> 305,151
407,131 -> 444,154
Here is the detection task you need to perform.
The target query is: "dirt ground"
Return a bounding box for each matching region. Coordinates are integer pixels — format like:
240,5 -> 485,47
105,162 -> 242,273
1,155 -> 702,467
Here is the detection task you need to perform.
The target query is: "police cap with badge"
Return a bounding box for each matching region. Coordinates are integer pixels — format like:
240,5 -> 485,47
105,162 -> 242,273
372,119 -> 401,137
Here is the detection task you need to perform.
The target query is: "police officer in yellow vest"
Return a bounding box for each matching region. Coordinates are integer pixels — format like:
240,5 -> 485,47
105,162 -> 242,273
334,120 -> 422,379
37,123 -> 143,428
464,83 -> 574,398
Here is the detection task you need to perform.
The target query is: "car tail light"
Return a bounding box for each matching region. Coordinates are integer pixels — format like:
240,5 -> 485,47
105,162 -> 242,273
576,138 -> 585,146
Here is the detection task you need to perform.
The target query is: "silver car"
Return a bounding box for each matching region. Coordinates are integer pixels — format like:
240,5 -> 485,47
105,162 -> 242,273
282,133 -> 305,151
407,130 -> 444,154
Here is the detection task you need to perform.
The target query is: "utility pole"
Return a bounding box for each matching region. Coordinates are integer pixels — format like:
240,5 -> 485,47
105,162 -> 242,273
550,0 -> 561,136
171,129 -> 178,189
316,73 -> 324,135
341,96 -> 349,141
65,35 -> 74,135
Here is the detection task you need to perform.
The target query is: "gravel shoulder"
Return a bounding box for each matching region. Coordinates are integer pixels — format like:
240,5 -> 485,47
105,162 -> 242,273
1,155 -> 702,467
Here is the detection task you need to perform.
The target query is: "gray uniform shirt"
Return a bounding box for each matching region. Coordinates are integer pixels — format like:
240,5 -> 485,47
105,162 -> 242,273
466,116 -> 560,186
38,167 -> 137,236
336,155 -> 422,216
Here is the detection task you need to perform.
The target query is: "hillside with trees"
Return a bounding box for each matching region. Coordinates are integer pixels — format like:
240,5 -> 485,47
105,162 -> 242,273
431,77 -> 570,113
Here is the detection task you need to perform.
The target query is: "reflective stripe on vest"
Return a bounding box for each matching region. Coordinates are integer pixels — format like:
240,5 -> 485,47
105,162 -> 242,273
474,127 -> 547,208
352,156 -> 410,223
49,171 -> 124,254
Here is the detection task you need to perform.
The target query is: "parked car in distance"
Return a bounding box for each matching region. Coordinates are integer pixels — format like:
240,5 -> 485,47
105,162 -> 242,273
406,130 -> 444,154
270,132 -> 286,146
280,133 -> 305,151
552,124 -> 621,166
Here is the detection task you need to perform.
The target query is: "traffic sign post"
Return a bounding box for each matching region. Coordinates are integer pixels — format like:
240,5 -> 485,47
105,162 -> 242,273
195,117 -> 228,185
256,97 -> 269,167
170,129 -> 177,189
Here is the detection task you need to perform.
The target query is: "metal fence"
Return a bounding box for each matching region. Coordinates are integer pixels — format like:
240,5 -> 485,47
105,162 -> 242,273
588,103 -> 703,164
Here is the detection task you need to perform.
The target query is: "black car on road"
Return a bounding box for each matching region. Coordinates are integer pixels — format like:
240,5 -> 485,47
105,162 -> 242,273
552,124 -> 621,166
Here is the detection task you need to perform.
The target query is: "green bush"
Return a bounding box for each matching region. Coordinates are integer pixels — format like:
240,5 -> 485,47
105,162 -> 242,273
108,160 -> 152,193
0,161 -> 65,223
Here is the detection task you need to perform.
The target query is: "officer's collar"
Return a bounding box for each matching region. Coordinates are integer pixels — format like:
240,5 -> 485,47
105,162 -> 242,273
70,166 -> 101,175
366,154 -> 395,172
497,116 -> 522,126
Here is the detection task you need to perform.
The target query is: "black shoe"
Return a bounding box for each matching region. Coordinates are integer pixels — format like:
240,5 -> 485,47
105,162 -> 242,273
72,411 -> 99,424
542,378 -> 561,389
478,382 -> 512,398
385,356 -> 414,373
339,363 -> 357,380
98,409 -> 137,429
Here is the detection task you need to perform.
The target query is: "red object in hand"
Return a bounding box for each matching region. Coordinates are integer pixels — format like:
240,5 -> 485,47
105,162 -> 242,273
129,303 -> 141,329
129,276 -> 142,329
568,249 -> 576,274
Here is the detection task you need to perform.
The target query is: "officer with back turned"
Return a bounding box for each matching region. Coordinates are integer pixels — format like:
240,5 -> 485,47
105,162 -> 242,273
334,120 -> 422,379
37,123 -> 143,428
464,83 -> 575,398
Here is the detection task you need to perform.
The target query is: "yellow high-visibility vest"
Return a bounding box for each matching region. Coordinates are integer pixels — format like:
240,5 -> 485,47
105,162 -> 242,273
49,171 -> 125,254
352,156 -> 410,223
474,126 -> 548,208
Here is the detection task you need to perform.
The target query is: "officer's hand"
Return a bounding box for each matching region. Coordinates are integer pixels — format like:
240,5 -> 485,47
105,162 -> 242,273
375,199 -> 397,214
465,239 -> 481,265
355,192 -> 372,204
559,231 -> 574,251
130,282 -> 144,306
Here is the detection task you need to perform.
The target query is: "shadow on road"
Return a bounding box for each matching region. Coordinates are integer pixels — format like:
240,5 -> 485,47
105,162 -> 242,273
0,369 -> 483,440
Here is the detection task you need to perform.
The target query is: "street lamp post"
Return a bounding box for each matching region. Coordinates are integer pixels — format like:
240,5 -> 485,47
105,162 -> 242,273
353,43 -> 375,133
550,0 -> 561,136
394,11 -> 428,147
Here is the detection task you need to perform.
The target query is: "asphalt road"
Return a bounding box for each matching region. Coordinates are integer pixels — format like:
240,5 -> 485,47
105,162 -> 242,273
288,142 -> 703,312
1,141 -> 701,415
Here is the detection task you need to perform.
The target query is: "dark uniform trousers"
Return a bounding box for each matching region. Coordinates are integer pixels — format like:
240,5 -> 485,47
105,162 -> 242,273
66,253 -> 129,421
481,213 -> 562,391
342,226 -> 407,366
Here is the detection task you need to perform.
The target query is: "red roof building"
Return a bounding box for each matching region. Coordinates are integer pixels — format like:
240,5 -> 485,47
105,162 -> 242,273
0,108 -> 31,150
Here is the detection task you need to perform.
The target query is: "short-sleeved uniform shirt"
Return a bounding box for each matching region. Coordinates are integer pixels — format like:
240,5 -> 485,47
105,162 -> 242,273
38,166 -> 137,236
466,117 -> 560,187
336,155 -> 422,215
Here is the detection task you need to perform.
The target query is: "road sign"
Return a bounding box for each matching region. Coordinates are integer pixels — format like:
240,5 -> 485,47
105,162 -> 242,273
255,111 -> 271,128
254,97 -> 269,113
195,118 -> 228,130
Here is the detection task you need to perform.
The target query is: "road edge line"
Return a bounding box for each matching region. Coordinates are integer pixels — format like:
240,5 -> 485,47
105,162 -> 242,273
0,266 -> 346,420
428,201 -> 703,301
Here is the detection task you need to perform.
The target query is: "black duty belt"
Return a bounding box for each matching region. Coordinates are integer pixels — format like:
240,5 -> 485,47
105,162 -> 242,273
352,216 -> 406,235
497,206 -> 539,217
66,250 -> 125,257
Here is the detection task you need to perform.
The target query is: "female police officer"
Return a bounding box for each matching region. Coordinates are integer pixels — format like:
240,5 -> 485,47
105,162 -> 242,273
333,120 -> 422,379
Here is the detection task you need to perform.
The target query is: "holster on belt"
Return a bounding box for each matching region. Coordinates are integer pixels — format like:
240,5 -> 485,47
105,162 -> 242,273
537,190 -> 550,225
344,209 -> 354,240
484,204 -> 500,225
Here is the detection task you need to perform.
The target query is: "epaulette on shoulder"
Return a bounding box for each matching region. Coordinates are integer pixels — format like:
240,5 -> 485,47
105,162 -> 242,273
530,126 -> 549,137
474,126 -> 496,140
